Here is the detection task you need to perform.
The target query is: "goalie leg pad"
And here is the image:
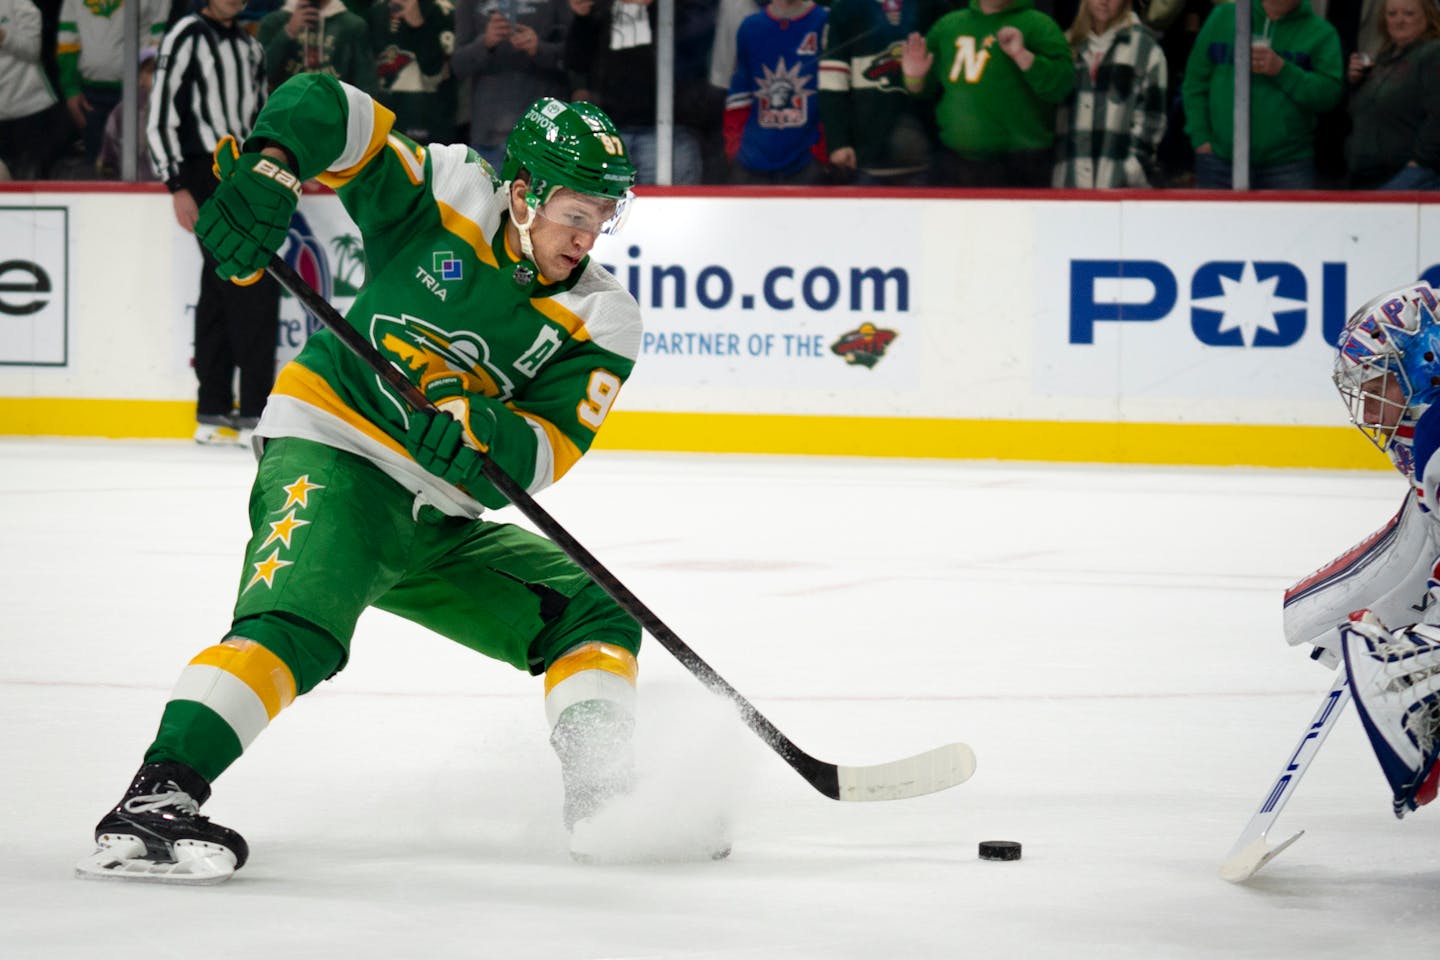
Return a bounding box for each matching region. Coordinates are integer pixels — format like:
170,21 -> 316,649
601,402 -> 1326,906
1342,616 -> 1440,818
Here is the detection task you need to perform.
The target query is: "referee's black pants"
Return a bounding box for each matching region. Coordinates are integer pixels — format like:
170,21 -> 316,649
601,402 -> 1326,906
184,161 -> 280,423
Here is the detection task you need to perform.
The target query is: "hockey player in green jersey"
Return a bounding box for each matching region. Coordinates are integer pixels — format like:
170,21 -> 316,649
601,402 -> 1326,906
76,74 -> 655,883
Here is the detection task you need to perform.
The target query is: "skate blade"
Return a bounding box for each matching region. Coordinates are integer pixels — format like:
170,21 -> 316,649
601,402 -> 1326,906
75,835 -> 238,885
194,425 -> 242,446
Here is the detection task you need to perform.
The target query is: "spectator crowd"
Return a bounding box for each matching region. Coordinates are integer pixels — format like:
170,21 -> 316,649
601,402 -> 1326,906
1,0 -> 1437,190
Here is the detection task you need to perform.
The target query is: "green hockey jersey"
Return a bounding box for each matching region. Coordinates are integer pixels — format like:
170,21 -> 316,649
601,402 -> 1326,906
249,73 -> 642,517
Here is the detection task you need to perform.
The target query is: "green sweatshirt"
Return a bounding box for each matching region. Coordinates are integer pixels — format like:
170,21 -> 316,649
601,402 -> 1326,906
1181,0 -> 1343,166
920,0 -> 1074,159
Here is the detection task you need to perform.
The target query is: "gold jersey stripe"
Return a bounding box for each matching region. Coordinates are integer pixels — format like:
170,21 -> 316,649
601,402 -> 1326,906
386,135 -> 426,185
513,408 -> 583,484
544,641 -> 638,694
436,199 -> 499,268
529,296 -> 590,342
188,639 -> 297,720
316,100 -> 397,189
272,362 -> 412,459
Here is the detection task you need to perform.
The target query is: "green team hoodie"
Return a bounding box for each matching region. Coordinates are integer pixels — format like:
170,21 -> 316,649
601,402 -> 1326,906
921,0 -> 1074,159
1181,0 -> 1342,165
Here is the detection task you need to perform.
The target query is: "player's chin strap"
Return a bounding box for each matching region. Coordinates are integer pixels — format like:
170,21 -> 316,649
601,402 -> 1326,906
512,191 -> 539,263
506,178 -> 549,264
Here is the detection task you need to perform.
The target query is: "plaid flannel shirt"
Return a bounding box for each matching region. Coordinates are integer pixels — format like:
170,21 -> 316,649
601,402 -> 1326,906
1052,17 -> 1168,188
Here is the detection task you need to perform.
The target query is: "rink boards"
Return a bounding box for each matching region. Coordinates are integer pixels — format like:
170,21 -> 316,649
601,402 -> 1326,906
2,184 -> 1437,468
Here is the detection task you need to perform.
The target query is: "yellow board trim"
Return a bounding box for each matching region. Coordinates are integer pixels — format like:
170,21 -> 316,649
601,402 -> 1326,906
544,642 -> 639,694
590,411 -> 1389,470
189,639 -> 297,720
0,398 -> 1388,470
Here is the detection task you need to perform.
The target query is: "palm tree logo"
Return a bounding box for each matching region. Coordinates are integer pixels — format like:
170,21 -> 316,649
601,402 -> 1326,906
332,234 -> 366,297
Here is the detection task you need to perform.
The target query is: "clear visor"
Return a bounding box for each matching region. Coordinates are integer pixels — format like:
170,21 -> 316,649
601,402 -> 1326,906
1335,356 -> 1410,449
533,189 -> 634,236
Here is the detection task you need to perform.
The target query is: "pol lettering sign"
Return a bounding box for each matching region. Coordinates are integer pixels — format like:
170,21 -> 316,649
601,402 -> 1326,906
1034,201 -> 1429,403
0,208 -> 68,366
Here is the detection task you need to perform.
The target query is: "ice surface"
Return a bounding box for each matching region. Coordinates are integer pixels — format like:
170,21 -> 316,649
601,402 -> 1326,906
3,439 -> 1438,958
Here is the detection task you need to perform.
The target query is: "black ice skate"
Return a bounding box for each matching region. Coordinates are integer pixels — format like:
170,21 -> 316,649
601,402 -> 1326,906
74,762 -> 248,885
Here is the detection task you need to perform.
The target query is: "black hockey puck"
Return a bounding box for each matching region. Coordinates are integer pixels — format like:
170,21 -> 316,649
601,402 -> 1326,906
978,840 -> 1022,861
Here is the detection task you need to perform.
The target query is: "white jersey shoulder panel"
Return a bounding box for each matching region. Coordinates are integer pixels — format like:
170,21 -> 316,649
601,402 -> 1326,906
427,142 -> 506,242
554,260 -> 643,361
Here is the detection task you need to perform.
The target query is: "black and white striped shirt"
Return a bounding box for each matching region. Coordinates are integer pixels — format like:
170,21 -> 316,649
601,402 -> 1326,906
147,12 -> 267,192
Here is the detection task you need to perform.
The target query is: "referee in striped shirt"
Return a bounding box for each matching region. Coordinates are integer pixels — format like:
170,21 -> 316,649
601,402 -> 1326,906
149,0 -> 281,446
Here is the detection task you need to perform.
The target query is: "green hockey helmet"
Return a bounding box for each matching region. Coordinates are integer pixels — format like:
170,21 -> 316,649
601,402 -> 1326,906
501,98 -> 636,204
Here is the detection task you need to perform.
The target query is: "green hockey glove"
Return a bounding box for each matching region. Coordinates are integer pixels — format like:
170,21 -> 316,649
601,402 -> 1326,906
403,373 -> 502,487
405,410 -> 486,488
195,136 -> 301,282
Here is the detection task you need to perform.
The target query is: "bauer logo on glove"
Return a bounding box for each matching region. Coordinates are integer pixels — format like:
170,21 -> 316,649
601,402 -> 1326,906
195,136 -> 303,282
252,157 -> 302,198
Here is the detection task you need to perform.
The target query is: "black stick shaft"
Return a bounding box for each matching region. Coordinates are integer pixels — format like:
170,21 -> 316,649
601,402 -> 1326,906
267,256 -> 837,796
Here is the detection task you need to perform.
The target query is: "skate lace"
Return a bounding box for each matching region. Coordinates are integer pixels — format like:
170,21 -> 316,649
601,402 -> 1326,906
123,781 -> 201,817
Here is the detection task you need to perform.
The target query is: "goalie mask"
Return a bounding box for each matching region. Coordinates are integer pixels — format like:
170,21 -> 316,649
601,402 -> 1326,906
1334,283 -> 1440,477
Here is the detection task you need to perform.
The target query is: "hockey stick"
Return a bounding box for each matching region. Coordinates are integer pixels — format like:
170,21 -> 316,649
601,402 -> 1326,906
1219,668 -> 1350,882
266,255 -> 976,801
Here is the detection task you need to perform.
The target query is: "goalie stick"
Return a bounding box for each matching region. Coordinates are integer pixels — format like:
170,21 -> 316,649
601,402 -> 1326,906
1219,668 -> 1350,882
266,256 -> 976,802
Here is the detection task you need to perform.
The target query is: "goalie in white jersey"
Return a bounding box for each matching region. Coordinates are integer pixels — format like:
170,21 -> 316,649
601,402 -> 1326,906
1285,281 -> 1440,818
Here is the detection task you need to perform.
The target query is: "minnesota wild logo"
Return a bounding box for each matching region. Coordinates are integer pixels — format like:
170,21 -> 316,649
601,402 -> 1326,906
85,0 -> 123,16
862,43 -> 906,87
831,323 -> 897,369
372,313 -> 515,401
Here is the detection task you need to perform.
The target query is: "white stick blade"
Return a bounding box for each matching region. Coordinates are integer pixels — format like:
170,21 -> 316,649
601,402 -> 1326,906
835,742 -> 977,801
1218,830 -> 1304,883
